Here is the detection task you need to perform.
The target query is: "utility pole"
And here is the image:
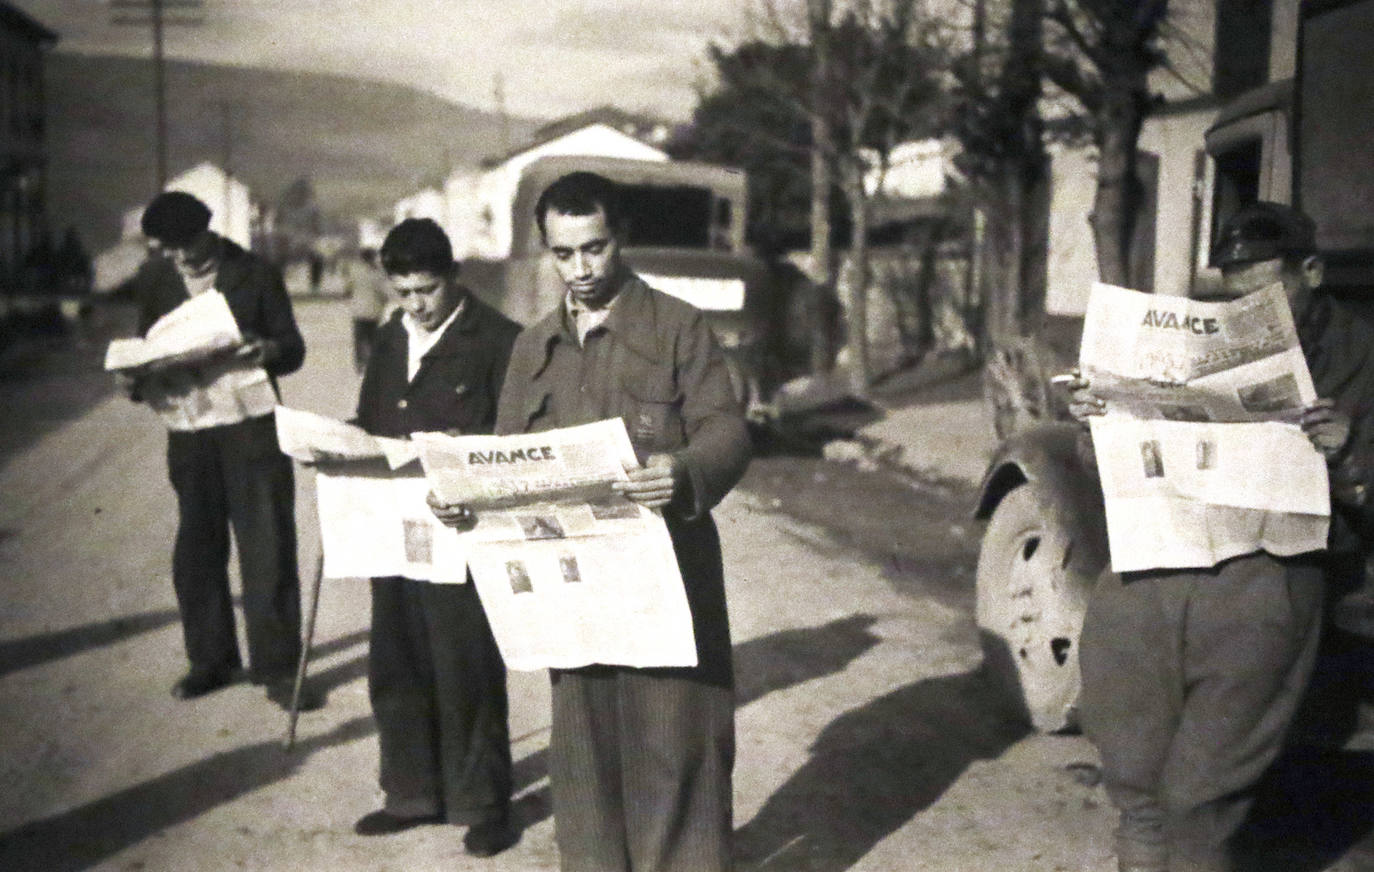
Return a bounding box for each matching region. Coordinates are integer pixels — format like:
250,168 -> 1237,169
111,0 -> 203,192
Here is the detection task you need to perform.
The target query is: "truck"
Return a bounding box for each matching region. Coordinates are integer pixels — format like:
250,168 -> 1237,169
972,0 -> 1374,732
458,154 -> 786,415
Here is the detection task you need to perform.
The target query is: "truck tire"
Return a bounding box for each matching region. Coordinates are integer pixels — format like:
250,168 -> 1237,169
976,484 -> 1091,732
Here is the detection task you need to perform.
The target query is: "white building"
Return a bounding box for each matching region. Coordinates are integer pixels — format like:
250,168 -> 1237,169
396,110 -> 671,262
97,161 -> 257,292
120,161 -> 255,248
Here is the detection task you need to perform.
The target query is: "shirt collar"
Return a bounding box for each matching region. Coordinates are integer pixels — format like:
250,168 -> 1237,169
402,295 -> 465,348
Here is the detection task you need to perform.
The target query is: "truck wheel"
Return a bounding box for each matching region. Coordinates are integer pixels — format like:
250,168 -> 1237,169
976,484 -> 1091,732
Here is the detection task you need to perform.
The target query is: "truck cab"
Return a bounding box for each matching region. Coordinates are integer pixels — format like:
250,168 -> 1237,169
972,0 -> 1374,732
459,154 -> 777,414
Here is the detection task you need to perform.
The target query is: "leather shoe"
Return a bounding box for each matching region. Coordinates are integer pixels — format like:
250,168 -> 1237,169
463,812 -> 518,857
352,809 -> 444,836
266,678 -> 325,712
170,667 -> 236,700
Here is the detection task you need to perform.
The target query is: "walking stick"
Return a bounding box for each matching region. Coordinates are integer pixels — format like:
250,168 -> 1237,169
284,549 -> 325,751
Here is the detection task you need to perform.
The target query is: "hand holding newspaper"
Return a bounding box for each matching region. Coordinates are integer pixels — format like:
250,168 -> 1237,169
412,419 -> 697,671
273,405 -> 418,469
104,290 -> 244,372
1080,282 -> 1330,572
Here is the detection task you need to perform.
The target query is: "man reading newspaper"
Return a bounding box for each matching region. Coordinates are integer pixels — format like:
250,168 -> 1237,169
430,172 -> 750,872
117,192 -> 315,711
1065,202 -> 1374,872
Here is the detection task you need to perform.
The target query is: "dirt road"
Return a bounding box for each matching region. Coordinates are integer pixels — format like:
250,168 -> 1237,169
0,298 -> 1368,871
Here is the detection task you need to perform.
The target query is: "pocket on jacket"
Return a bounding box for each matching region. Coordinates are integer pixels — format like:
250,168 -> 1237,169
622,368 -> 683,450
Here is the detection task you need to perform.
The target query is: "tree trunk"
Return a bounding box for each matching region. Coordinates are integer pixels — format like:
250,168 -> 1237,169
807,0 -> 837,375
842,169 -> 872,392
1088,85 -> 1145,287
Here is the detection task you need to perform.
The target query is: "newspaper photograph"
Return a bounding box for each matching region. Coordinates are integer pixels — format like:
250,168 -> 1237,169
104,290 -> 244,372
313,465 -> 471,583
415,418 -> 697,670
1081,282 -> 1330,573
1079,281 -> 1316,422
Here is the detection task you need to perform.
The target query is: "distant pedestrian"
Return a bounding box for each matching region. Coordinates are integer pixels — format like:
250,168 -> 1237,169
430,171 -> 751,872
345,218 -> 520,857
119,191 -> 319,711
346,247 -> 395,373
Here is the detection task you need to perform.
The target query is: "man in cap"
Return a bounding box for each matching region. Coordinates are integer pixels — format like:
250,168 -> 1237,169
123,191 -> 317,711
1068,201 -> 1374,871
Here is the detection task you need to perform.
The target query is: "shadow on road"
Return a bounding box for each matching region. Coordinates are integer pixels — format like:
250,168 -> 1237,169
0,607 -> 183,678
733,668 -> 1027,871
734,615 -> 881,708
0,716 -> 375,872
495,615 -> 887,837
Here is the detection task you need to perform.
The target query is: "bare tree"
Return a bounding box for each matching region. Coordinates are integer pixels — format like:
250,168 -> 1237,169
740,0 -> 948,390
1041,0 -> 1169,286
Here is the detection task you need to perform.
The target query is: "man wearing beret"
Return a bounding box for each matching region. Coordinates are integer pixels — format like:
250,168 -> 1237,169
1068,202 -> 1374,871
123,191 -> 318,711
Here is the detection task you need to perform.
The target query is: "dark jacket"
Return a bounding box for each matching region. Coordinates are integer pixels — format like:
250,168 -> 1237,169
357,292 -> 520,438
1299,292 -> 1374,556
133,234 -> 305,379
494,272 -> 750,683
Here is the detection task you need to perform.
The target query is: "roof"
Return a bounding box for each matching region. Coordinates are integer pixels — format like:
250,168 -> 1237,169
0,2 -> 57,44
482,105 -> 674,168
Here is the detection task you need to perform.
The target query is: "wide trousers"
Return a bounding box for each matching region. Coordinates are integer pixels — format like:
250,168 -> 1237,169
368,576 -> 512,824
166,414 -> 301,681
1079,552 -> 1325,872
549,665 -> 735,872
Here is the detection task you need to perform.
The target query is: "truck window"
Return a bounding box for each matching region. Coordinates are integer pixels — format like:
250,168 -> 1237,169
619,184 -> 714,249
1211,139 -> 1262,254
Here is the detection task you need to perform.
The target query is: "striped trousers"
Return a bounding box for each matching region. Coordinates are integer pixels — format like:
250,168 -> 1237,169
549,665 -> 735,872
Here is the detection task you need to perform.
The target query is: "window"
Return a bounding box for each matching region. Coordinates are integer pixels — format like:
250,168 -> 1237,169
1210,138 -> 1262,256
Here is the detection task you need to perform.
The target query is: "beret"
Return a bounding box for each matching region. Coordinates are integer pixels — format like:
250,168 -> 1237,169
141,191 -> 212,247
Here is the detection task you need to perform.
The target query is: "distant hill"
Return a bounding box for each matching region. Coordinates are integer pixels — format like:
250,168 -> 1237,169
45,53 -> 541,250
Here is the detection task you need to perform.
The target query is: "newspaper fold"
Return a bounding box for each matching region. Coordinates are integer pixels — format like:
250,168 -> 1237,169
414,419 -> 697,671
104,290 -> 243,372
1081,282 -> 1329,573
105,291 -> 278,431
274,405 -> 418,469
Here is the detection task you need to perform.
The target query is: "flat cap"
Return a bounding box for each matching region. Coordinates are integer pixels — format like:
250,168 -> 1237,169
141,191 -> 212,247
1211,201 -> 1316,268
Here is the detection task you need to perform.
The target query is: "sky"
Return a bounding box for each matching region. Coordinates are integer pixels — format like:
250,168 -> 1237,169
13,0 -> 757,122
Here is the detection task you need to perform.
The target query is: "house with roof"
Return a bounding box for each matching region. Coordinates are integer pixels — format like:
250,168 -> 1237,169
398,106 -> 672,262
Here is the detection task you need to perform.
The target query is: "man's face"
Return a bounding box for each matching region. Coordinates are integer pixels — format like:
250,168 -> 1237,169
543,206 -> 622,308
1219,255 -> 1321,311
155,230 -> 217,278
390,270 -> 460,331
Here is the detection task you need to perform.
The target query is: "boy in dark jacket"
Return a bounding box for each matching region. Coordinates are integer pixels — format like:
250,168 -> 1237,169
350,218 -> 520,858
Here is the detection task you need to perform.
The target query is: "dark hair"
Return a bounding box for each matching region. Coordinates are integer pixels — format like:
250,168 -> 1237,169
1211,201 -> 1317,269
535,171 -> 623,240
380,218 -> 455,276
141,191 -> 212,247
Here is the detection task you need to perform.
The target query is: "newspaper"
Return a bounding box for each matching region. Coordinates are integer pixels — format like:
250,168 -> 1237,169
104,290 -> 243,372
413,419 -> 698,670
106,291 -> 277,431
1081,282 -> 1330,573
274,405 -> 418,469
313,466 -> 471,583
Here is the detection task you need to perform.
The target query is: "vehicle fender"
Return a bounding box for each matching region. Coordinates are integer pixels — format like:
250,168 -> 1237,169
974,421 -> 1111,581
